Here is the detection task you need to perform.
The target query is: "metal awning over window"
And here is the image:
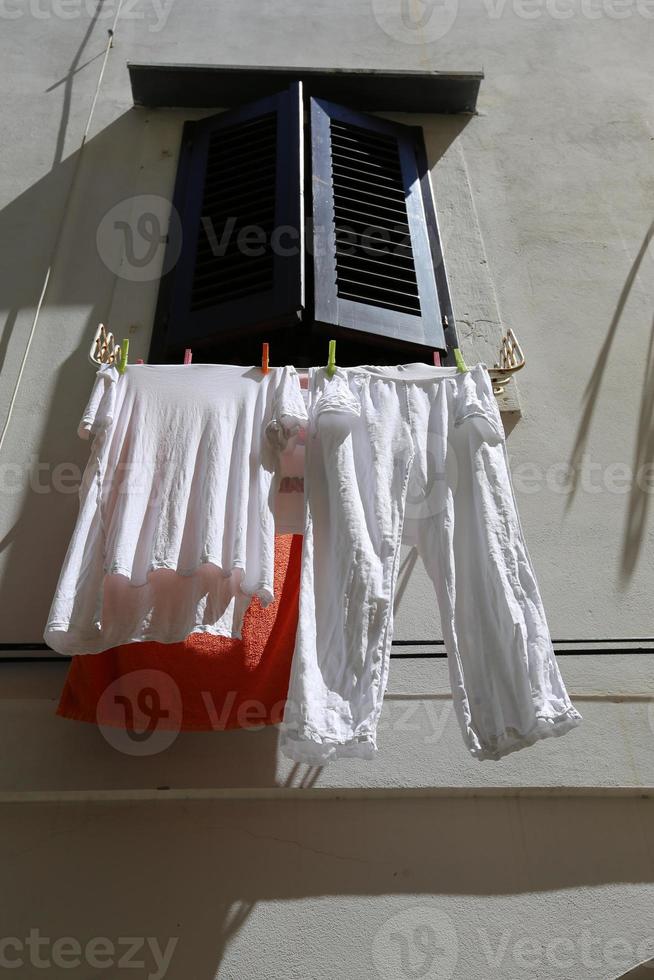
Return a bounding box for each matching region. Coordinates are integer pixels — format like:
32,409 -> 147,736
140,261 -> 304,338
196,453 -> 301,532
127,63 -> 483,114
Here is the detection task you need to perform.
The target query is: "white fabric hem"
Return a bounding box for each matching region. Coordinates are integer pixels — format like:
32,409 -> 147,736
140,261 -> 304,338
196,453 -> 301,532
104,557 -> 245,580
469,707 -> 583,762
345,364 -> 461,382
44,619 -> 243,656
280,727 -> 377,763
101,559 -> 274,607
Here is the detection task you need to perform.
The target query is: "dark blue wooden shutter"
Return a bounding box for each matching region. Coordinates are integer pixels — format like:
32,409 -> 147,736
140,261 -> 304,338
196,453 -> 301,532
311,97 -> 449,353
151,84 -> 303,360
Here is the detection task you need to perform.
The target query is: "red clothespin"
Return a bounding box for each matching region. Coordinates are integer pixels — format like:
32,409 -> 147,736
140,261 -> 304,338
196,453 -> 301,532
261,342 -> 269,374
184,348 -> 193,365
433,351 -> 441,367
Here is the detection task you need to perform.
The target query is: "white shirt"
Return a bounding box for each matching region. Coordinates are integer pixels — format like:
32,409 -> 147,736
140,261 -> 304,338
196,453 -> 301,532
45,363 -> 307,654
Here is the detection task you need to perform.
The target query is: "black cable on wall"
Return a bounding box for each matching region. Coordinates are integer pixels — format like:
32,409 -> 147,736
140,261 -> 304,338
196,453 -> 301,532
1,639 -> 654,663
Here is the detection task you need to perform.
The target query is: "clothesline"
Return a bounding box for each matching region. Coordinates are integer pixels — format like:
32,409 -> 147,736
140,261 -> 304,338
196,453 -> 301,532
42,360 -> 582,762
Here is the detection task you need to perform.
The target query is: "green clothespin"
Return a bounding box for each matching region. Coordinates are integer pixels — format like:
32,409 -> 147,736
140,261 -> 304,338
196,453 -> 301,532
326,339 -> 337,378
453,347 -> 469,374
118,338 -> 130,375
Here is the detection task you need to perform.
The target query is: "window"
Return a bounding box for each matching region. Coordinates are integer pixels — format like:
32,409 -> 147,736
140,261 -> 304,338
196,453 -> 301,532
149,83 -> 458,366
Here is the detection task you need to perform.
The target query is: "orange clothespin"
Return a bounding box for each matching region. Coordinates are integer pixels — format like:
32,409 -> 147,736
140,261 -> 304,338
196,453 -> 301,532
184,348 -> 193,364
261,342 -> 270,374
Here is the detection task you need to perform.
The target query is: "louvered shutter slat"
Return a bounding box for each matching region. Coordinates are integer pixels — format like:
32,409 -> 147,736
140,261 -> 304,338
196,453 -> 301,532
312,97 -> 448,353
150,85 -> 303,361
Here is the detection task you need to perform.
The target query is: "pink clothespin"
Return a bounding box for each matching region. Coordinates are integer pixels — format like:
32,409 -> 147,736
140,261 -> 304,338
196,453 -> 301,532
433,351 -> 441,367
136,358 -> 144,364
184,348 -> 193,365
261,342 -> 269,374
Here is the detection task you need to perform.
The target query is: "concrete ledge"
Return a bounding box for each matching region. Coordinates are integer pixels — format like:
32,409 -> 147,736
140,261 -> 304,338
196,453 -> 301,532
2,785 -> 654,804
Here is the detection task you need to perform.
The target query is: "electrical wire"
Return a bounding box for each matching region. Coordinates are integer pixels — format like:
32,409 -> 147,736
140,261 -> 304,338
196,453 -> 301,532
2,638 -> 654,664
0,5 -> 124,458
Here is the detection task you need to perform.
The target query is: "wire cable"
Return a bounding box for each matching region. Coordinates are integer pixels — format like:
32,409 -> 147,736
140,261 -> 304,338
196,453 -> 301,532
0,7 -> 123,458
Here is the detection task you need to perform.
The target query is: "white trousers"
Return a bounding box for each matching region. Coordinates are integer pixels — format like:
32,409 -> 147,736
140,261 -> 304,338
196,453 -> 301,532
280,364 -> 581,763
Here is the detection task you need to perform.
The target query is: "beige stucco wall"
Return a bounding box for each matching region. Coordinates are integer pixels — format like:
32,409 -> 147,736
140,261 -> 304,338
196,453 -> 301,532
0,1 -> 653,977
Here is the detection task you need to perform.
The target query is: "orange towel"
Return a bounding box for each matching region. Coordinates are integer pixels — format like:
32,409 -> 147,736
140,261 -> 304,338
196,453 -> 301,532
57,534 -> 302,732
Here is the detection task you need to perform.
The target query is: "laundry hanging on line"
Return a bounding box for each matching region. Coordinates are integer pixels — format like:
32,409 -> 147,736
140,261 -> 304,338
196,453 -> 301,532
57,534 -> 303,732
281,363 -> 582,763
44,362 -> 308,654
45,360 -> 581,762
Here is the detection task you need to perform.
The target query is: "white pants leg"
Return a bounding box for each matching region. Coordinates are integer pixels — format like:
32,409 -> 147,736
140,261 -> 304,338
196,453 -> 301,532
280,364 -> 581,763
280,368 -> 415,762
402,365 -> 582,760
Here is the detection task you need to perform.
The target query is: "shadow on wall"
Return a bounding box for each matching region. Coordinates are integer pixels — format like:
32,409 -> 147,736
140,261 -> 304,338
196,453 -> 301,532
0,97 -> 472,642
0,0 -> 186,648
420,111 -> 471,166
0,109 -> 159,641
566,219 -> 654,581
0,0 -> 116,377
567,221 -> 654,581
1,795 -> 653,977
619,960 -> 654,979
621,310 -> 654,581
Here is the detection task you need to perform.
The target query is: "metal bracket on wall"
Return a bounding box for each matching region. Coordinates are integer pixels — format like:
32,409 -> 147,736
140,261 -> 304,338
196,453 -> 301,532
487,328 -> 525,395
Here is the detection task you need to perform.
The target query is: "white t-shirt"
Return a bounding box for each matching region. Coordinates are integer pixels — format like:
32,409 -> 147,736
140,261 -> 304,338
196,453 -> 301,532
45,363 -> 307,655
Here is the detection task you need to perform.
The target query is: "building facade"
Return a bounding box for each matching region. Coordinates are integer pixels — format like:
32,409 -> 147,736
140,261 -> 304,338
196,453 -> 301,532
1,0 -> 653,977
